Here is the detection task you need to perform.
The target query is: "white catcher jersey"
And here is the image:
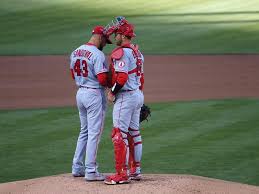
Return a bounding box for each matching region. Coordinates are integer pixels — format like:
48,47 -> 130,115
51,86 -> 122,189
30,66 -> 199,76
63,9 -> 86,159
113,48 -> 144,91
70,43 -> 108,88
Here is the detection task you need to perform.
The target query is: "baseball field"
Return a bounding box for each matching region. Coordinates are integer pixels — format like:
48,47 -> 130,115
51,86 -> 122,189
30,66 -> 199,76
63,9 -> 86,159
1,0 -> 259,193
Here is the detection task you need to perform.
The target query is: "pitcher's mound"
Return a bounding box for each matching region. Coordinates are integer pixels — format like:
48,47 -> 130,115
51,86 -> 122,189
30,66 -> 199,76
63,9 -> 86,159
1,174 -> 259,194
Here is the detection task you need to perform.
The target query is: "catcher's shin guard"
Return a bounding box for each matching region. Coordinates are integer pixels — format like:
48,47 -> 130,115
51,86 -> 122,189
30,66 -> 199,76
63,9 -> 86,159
111,128 -> 128,175
128,132 -> 135,173
128,128 -> 142,174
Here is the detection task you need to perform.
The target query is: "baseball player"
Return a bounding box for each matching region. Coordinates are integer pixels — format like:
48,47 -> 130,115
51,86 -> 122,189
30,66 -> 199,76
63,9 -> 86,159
104,17 -> 144,185
70,26 -> 112,181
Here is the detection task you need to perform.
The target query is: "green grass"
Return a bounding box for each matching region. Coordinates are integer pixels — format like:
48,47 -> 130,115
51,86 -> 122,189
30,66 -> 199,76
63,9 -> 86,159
0,0 -> 259,55
1,99 -> 259,185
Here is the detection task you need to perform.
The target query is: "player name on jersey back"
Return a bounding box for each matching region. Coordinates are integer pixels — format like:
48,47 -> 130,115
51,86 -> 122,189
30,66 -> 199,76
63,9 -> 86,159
73,49 -> 93,60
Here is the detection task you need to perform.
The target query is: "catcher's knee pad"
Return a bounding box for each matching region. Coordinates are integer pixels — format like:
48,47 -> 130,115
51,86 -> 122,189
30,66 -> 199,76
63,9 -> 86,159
111,128 -> 128,174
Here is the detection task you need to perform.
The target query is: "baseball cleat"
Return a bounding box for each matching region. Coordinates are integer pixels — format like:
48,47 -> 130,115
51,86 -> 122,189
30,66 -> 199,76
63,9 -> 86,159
129,173 -> 142,181
104,174 -> 130,185
72,173 -> 85,177
72,171 -> 85,177
85,172 -> 106,181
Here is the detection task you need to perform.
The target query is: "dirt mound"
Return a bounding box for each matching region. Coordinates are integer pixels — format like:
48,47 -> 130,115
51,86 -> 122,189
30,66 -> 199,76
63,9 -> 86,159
0,174 -> 259,194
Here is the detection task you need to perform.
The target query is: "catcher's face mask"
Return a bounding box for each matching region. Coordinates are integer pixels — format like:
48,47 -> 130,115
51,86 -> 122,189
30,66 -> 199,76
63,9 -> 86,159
104,16 -> 127,36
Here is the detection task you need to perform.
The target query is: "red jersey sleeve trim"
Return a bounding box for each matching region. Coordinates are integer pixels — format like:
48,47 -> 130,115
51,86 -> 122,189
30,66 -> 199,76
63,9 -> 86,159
97,72 -> 108,87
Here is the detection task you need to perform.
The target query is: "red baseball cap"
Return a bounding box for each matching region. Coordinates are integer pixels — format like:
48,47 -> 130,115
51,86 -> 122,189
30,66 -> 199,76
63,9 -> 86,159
92,26 -> 112,44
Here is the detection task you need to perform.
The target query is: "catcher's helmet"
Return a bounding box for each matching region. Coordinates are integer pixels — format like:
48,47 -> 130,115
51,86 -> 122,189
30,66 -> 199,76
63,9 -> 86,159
104,16 -> 136,37
116,22 -> 136,37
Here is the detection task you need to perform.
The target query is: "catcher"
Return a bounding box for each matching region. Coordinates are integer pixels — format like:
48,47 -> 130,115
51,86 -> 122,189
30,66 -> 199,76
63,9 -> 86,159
103,16 -> 151,185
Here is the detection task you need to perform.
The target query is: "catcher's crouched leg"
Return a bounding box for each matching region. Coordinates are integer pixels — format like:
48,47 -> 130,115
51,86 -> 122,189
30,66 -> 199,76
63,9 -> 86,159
128,128 -> 142,180
104,128 -> 130,185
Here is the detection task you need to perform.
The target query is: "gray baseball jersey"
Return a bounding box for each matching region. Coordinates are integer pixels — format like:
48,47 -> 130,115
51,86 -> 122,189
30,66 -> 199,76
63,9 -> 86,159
113,48 -> 144,91
71,43 -> 107,176
70,43 -> 108,88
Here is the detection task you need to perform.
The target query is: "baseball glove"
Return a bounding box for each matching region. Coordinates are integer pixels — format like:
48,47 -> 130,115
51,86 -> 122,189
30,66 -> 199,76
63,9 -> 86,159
140,104 -> 151,123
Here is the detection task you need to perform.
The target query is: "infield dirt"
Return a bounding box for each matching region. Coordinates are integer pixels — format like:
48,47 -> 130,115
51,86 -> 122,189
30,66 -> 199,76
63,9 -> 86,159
0,55 -> 259,109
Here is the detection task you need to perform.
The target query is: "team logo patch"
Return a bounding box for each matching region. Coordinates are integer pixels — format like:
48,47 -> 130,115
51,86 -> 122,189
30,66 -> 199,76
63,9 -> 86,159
118,61 -> 125,68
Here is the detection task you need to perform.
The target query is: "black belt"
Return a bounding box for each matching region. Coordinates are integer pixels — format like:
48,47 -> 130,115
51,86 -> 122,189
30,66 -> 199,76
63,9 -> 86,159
120,89 -> 136,92
79,86 -> 99,89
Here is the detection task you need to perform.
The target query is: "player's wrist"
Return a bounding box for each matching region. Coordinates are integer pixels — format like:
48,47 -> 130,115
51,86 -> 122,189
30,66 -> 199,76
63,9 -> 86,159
109,90 -> 115,96
111,82 -> 123,95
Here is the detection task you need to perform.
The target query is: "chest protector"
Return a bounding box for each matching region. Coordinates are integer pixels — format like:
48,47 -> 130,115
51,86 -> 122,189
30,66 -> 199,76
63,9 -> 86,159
108,44 -> 143,87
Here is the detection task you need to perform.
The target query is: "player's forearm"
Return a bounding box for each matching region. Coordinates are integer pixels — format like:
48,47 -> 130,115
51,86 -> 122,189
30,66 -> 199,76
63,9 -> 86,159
111,72 -> 128,95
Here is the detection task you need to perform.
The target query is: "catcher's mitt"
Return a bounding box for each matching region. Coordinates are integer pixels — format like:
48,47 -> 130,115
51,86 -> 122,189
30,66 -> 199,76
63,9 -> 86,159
140,104 -> 151,123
